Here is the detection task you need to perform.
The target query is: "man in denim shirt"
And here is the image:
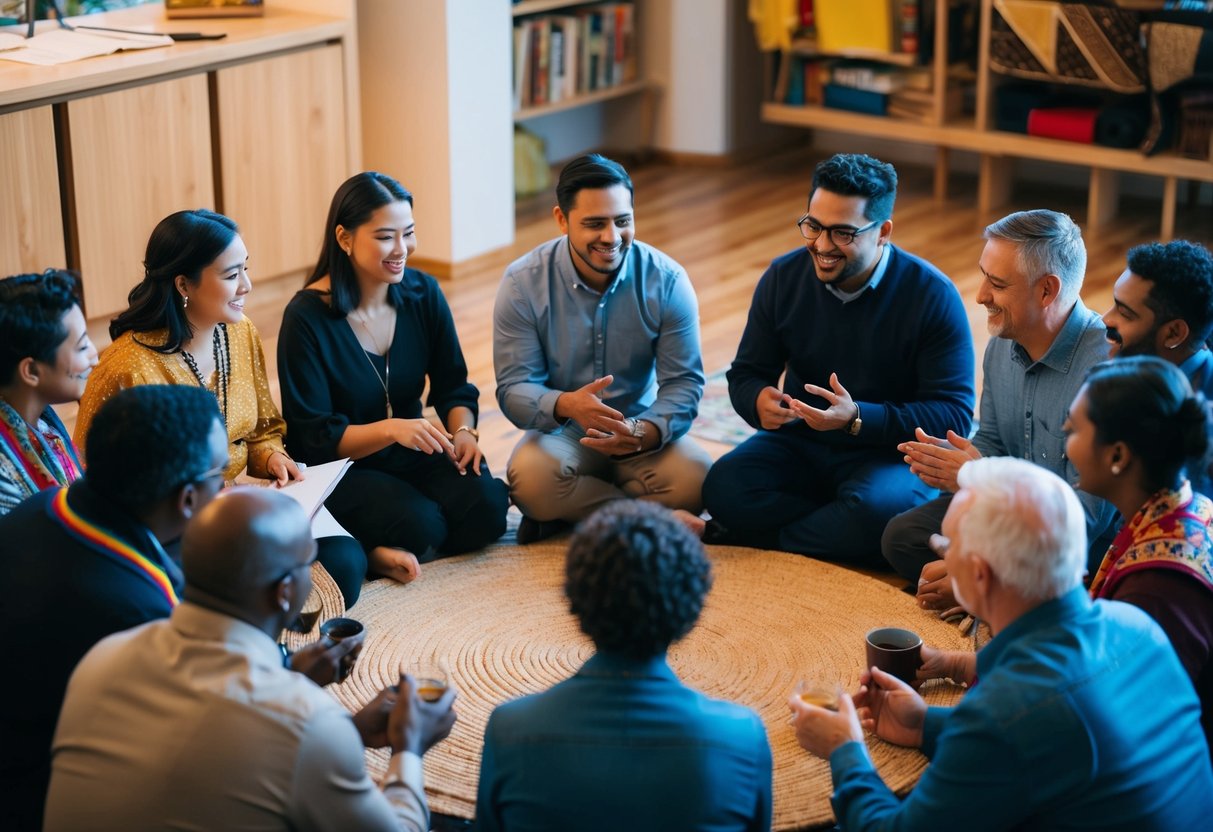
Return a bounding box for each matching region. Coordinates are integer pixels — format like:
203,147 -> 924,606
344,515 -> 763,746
790,458 -> 1213,830
883,210 -> 1117,591
494,154 -> 711,543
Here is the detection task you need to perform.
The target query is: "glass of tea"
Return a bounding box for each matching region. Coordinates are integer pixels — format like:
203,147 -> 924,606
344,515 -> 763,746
794,680 -> 840,711
405,657 -> 449,703
287,590 -> 323,634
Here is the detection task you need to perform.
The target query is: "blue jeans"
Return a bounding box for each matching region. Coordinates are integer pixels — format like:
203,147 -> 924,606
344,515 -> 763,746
703,430 -> 936,565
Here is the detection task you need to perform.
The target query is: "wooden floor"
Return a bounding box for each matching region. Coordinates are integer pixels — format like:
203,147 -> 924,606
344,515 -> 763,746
65,144 -> 1213,472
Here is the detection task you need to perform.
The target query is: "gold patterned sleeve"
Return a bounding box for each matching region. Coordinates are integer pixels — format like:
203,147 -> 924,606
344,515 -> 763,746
234,318 -> 288,479
73,334 -> 171,464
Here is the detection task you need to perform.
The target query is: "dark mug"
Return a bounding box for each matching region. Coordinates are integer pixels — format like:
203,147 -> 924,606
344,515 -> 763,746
319,617 -> 364,682
865,627 -> 923,684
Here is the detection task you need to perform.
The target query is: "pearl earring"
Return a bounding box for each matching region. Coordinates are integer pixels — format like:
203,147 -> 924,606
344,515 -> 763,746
1111,464 -> 1122,475
181,295 -> 189,308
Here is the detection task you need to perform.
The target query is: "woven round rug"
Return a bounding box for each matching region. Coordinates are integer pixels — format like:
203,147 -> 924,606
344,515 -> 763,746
324,542 -> 972,830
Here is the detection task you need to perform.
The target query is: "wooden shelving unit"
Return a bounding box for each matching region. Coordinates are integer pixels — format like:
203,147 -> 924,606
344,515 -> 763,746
511,0 -> 650,129
761,0 -> 1213,240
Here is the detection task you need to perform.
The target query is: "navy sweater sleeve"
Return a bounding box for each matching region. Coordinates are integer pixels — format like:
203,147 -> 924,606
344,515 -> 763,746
727,245 -> 975,447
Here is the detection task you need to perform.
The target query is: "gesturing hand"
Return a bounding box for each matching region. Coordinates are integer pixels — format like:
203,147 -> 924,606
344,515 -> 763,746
392,418 -> 455,456
792,373 -> 858,432
854,666 -> 927,749
555,375 -> 626,434
897,427 -> 981,492
755,386 -> 799,431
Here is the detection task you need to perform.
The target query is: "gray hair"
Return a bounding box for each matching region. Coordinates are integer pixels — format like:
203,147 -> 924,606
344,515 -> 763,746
954,457 -> 1086,602
983,210 -> 1086,303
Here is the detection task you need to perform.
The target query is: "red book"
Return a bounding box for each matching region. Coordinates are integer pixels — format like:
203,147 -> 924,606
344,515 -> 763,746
1027,107 -> 1099,144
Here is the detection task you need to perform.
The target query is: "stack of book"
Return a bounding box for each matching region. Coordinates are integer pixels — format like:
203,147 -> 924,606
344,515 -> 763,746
513,2 -> 637,112
823,60 -> 931,117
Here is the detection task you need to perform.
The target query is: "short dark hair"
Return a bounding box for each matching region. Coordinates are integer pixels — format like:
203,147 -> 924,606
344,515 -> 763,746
307,171 -> 414,316
555,154 -> 634,215
0,269 -> 82,385
809,153 -> 898,222
85,386 -> 223,514
110,210 -> 240,353
1127,240 -> 1213,346
565,501 -> 712,658
1084,356 -> 1209,494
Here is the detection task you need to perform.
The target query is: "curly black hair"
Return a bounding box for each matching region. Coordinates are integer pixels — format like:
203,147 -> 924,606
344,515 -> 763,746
1127,240 -> 1213,346
810,153 -> 898,223
86,386 -> 222,514
0,270 -> 82,385
565,501 -> 712,658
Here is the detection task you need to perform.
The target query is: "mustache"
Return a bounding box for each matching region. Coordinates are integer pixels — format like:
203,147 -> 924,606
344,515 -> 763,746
1105,328 -> 1123,344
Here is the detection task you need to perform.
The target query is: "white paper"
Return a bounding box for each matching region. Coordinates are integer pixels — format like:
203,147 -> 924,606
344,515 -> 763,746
277,458 -> 352,519
0,28 -> 172,66
311,505 -> 353,539
0,32 -> 25,52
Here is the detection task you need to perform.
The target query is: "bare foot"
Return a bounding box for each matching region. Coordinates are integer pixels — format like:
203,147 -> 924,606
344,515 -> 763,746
369,546 -> 421,585
671,509 -> 707,539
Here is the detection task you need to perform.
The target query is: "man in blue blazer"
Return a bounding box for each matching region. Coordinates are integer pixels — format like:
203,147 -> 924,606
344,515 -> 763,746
474,501 -> 772,831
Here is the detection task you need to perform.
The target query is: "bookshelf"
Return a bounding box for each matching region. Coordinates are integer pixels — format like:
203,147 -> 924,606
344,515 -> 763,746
511,0 -> 649,126
761,0 -> 1213,240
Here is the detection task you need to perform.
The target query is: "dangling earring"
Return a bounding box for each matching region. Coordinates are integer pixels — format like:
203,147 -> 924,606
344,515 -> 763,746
1111,464 -> 1122,475
343,247 -> 351,256
181,295 -> 189,309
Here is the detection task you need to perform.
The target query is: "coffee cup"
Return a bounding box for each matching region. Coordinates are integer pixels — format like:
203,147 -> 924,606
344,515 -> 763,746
865,627 -> 923,684
319,617 -> 364,642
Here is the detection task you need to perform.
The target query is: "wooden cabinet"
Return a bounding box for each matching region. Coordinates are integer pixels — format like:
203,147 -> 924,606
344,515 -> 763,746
0,107 -> 66,277
214,44 -> 349,280
66,76 -> 215,320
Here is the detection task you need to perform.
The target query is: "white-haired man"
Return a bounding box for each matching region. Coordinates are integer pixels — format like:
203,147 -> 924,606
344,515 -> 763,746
790,457 -> 1213,830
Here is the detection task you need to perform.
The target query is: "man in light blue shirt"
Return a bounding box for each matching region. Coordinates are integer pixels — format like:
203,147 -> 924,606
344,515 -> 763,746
493,154 -> 711,542
790,457 -> 1213,831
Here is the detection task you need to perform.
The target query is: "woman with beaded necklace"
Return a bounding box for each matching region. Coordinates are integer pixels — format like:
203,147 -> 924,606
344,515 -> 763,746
74,209 -> 368,603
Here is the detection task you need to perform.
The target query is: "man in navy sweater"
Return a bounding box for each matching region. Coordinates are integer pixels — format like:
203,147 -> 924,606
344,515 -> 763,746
702,153 -> 974,563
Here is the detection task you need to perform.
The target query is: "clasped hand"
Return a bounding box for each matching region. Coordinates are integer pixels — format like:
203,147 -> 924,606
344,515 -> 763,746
557,375 -> 644,456
898,427 -> 981,492
391,417 -> 455,457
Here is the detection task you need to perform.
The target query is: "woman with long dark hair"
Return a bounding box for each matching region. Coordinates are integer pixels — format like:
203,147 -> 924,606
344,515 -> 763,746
278,172 -> 508,583
74,209 -> 367,603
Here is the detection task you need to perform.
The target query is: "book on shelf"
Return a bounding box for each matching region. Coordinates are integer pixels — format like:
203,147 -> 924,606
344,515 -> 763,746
512,3 -> 638,111
823,82 -> 887,116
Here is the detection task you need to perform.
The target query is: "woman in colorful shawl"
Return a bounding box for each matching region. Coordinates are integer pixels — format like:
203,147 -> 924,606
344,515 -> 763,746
1065,355 -> 1213,755
0,270 -> 97,515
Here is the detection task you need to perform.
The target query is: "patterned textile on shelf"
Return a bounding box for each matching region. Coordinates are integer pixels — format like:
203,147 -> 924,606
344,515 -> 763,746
1140,16 -> 1213,154
990,0 -> 1147,93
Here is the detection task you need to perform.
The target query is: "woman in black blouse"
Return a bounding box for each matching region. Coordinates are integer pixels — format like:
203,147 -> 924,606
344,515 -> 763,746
278,172 -> 508,583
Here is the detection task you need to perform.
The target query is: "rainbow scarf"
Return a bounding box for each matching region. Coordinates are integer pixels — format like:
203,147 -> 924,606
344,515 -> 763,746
47,487 -> 180,607
1090,483 -> 1213,599
0,398 -> 81,499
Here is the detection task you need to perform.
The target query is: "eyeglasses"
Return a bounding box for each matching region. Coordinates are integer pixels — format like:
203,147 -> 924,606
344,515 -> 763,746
797,215 -> 881,246
277,551 -> 321,586
190,463 -> 228,486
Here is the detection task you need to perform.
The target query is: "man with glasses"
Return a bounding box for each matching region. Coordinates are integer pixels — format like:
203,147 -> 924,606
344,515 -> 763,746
46,488 -> 457,831
883,210 -> 1117,606
702,153 -> 974,563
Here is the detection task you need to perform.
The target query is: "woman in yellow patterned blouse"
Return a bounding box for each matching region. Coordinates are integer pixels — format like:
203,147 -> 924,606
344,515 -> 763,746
74,210 -> 367,603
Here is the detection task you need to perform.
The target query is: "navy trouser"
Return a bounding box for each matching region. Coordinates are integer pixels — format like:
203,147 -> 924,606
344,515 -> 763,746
325,453 -> 509,564
703,429 -> 936,566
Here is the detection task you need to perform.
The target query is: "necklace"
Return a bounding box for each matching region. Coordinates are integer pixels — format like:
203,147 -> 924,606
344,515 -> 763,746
181,324 -> 230,425
350,308 -> 395,419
